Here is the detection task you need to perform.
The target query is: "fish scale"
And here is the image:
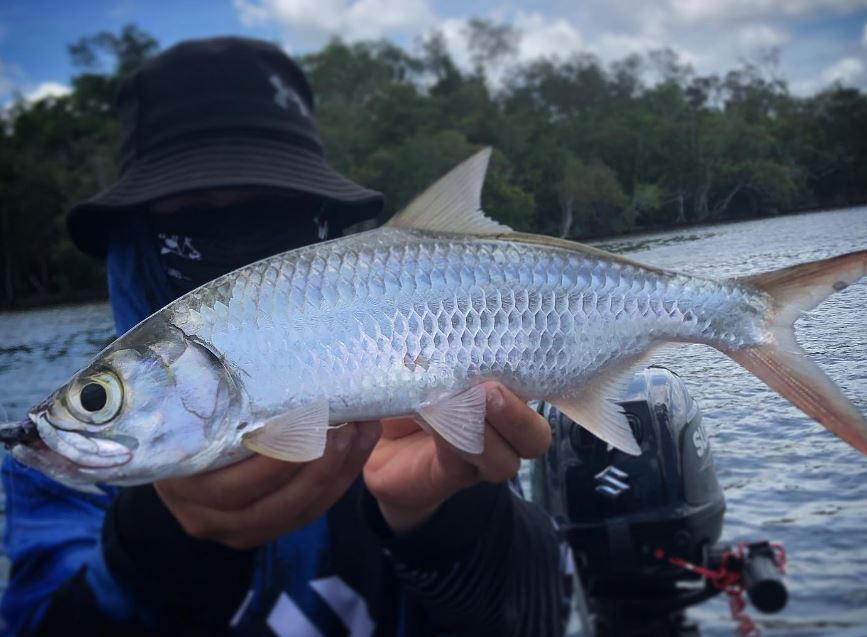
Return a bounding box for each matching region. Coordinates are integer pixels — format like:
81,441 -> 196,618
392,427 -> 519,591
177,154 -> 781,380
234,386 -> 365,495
169,227 -> 766,424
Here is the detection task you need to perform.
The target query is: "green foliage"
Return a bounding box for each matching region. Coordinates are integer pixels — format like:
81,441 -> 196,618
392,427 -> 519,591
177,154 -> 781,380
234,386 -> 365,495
483,151 -> 535,231
463,18 -> 519,71
630,182 -> 664,220
360,129 -> 477,218
557,157 -> 628,237
3,23 -> 867,307
0,24 -> 150,306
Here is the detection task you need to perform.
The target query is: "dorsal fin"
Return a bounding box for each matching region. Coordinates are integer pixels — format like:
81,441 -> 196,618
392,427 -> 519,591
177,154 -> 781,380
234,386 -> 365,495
385,148 -> 512,234
498,232 -> 675,276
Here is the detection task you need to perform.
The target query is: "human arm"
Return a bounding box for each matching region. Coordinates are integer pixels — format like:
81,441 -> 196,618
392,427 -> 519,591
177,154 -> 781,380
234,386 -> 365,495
362,383 -> 570,636
1,424 -> 379,636
0,456 -> 122,635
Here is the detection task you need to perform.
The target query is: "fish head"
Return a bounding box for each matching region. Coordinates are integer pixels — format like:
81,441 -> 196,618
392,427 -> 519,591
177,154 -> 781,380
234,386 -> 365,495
10,317 -> 241,487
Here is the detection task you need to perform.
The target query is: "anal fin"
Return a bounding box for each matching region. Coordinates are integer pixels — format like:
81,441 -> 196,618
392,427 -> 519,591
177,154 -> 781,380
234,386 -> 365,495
418,385 -> 488,454
551,394 -> 640,456
242,399 -> 330,462
551,363 -> 645,456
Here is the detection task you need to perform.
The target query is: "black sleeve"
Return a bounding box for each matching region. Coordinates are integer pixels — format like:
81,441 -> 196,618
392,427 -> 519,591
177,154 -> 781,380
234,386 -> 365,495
30,485 -> 256,637
363,482 -> 570,637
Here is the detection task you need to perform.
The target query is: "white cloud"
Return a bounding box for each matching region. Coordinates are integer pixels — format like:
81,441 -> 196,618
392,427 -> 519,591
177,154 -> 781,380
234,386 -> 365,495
234,0 -> 436,40
232,0 -> 867,94
430,13 -> 582,71
595,32 -> 666,60
736,24 -> 789,49
514,11 -> 582,60
667,0 -> 867,23
568,1 -> 866,93
0,70 -> 70,109
821,56 -> 865,84
790,77 -> 820,94
435,18 -> 472,68
24,82 -> 71,103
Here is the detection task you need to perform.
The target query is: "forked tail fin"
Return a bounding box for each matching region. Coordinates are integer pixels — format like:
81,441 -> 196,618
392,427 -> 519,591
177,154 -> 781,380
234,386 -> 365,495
725,250 -> 867,455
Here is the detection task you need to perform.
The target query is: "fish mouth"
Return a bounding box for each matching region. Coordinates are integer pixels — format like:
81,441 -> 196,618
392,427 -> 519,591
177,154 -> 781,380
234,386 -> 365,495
10,434 -> 86,478
3,412 -> 132,470
0,419 -> 40,447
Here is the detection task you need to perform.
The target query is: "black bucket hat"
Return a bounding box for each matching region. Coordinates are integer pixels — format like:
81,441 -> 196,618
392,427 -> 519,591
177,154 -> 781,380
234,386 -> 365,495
67,36 -> 384,257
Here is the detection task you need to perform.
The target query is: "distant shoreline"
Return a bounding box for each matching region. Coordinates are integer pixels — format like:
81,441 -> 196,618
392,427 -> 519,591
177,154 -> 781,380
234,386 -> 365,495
2,203 -> 864,313
0,288 -> 107,313
576,201 -> 867,245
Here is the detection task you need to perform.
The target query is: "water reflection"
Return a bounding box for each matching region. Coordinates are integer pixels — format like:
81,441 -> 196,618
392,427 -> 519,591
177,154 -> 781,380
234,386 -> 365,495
595,232 -> 716,254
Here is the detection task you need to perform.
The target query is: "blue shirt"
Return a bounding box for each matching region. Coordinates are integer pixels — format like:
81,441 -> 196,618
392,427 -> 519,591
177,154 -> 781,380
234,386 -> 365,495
1,219 -> 369,636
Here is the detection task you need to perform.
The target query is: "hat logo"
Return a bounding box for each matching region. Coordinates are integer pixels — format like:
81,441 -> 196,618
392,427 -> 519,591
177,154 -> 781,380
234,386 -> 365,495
269,74 -> 309,117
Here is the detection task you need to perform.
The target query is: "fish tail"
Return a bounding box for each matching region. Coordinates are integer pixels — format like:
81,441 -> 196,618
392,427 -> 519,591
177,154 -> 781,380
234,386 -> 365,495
724,250 -> 867,454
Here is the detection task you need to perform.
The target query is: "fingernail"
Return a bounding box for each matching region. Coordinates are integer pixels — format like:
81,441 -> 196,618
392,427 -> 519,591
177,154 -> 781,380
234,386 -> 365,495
359,425 -> 379,450
335,425 -> 356,452
487,386 -> 504,413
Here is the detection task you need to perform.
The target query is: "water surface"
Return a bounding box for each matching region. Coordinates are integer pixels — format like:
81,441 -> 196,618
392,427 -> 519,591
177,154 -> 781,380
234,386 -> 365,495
1,207 -> 865,635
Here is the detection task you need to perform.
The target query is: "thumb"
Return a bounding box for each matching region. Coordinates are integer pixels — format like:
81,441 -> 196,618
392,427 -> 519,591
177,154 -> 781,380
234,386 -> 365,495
431,431 -> 480,493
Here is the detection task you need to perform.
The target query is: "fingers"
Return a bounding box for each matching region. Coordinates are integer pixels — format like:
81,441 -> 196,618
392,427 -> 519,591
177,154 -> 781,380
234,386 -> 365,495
226,421 -> 380,547
161,456 -> 302,511
429,383 -> 550,486
379,416 -> 423,439
159,425 -> 358,511
435,424 -> 519,485
293,420 -> 382,522
155,421 -> 382,549
478,425 -> 522,482
482,382 -> 551,459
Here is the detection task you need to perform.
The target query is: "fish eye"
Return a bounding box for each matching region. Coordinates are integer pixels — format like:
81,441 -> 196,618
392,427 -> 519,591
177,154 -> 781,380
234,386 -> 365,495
80,383 -> 107,412
69,372 -> 123,425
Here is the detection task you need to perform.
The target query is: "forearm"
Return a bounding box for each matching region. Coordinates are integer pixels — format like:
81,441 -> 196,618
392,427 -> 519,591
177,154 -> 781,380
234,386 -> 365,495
23,567 -> 140,637
96,485 -> 257,634
365,482 -> 568,637
20,485 -> 255,636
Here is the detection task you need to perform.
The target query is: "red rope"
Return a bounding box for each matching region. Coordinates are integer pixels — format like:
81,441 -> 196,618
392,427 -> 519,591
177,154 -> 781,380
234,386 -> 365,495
654,543 -> 786,637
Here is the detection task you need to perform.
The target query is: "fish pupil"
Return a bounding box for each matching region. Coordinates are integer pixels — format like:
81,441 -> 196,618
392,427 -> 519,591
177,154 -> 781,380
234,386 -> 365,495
80,383 -> 107,412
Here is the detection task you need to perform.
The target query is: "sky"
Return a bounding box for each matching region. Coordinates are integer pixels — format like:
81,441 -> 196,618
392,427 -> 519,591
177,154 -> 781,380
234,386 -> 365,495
1,0 -> 867,104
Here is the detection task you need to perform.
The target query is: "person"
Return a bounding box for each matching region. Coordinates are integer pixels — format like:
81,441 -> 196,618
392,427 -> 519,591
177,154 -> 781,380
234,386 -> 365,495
1,37 -> 569,636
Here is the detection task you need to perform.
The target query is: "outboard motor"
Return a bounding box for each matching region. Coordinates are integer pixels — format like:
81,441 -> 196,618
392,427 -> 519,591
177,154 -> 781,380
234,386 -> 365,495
531,366 -> 787,637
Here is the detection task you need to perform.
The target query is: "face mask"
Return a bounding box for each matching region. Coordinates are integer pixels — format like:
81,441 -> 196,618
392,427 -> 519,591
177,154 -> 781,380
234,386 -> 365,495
148,194 -> 332,295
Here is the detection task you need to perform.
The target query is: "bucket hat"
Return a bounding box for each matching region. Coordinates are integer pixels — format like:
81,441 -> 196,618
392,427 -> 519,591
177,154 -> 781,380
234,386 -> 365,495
67,36 -> 384,257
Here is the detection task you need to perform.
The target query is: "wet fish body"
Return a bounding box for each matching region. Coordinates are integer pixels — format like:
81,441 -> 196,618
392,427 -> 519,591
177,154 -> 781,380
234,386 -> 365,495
7,149 -> 867,486
174,229 -> 765,426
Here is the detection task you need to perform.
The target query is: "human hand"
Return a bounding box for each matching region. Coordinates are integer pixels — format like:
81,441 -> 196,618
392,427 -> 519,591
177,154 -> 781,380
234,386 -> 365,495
155,421 -> 381,549
363,383 -> 551,533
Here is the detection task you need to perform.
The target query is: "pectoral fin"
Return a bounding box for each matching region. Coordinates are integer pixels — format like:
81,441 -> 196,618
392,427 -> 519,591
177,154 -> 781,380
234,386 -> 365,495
242,399 -> 330,462
417,385 -> 488,454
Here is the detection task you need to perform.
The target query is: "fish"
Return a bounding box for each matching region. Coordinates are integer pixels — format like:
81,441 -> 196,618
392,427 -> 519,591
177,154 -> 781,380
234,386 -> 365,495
3,148 -> 867,488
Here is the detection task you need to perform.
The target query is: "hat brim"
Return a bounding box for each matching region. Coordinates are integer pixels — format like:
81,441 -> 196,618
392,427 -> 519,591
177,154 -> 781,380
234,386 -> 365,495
67,136 -> 384,258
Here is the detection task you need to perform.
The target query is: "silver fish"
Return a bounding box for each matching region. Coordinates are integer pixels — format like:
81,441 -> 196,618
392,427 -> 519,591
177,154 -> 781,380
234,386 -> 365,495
5,149 -> 867,487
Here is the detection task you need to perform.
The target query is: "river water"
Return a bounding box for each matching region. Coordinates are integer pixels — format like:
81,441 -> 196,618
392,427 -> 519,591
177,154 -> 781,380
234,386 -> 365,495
0,207 -> 865,635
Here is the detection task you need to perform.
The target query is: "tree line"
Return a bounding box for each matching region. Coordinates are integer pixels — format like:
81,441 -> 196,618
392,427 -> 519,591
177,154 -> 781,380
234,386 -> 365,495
2,23 -> 866,307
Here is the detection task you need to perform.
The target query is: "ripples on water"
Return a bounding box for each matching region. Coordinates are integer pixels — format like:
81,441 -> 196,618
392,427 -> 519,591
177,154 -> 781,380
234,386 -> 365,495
0,208 -> 865,635
595,209 -> 867,636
